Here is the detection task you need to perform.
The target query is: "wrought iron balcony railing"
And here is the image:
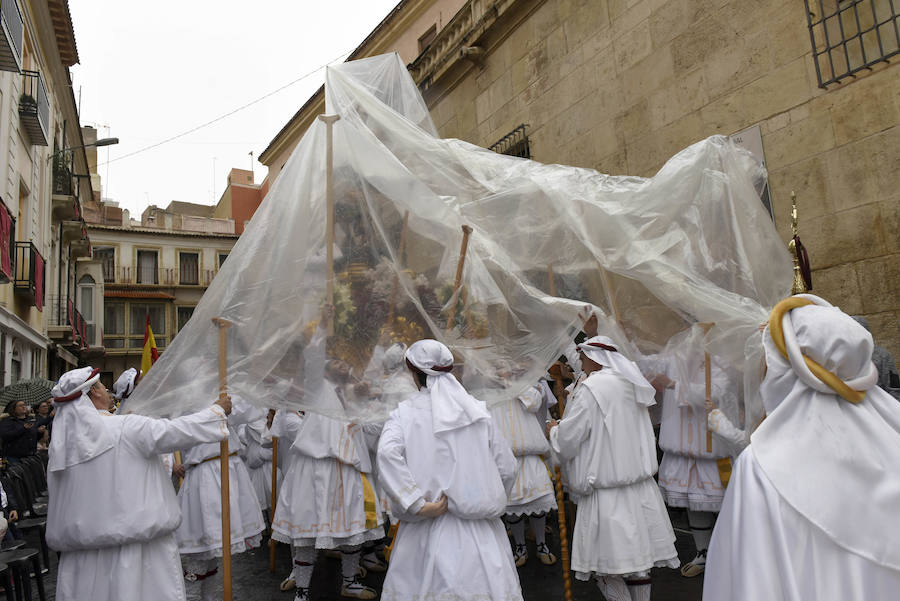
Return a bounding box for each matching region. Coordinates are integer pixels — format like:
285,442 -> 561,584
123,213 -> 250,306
19,70 -> 49,146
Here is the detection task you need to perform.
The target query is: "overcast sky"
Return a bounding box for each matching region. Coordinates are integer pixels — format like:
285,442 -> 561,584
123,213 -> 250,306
68,0 -> 400,216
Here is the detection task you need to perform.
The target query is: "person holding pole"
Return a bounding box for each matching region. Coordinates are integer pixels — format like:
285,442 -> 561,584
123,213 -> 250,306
648,330 -> 737,578
376,339 -> 522,601
175,398 -> 265,601
546,337 -> 678,601
46,366 -> 233,601
489,374 -> 558,567
271,306 -> 385,601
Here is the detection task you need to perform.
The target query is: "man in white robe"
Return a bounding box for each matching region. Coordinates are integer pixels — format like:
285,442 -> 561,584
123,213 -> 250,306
176,399 -> 266,601
647,329 -> 738,577
490,382 -> 557,567
376,339 -> 523,601
271,325 -> 384,601
704,295 -> 900,601
547,336 -> 678,601
46,366 -> 231,601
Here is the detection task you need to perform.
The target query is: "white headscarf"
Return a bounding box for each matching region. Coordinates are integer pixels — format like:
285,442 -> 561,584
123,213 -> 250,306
49,367 -> 115,472
578,335 -> 656,406
113,368 -> 139,401
405,339 -> 490,433
752,294 -> 900,569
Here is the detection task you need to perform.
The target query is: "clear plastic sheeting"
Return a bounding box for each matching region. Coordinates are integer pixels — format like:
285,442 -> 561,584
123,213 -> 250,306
122,53 -> 792,425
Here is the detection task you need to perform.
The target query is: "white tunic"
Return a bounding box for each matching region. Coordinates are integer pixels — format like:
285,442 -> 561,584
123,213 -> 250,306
238,419 -> 281,510
704,446 -> 900,600
550,370 -> 678,579
271,407 -> 385,549
489,386 -> 556,516
656,359 -> 732,512
48,406 -> 227,601
176,403 -> 265,559
377,389 -> 523,601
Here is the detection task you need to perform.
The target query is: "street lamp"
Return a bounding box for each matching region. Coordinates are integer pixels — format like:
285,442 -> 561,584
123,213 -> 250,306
48,137 -> 119,163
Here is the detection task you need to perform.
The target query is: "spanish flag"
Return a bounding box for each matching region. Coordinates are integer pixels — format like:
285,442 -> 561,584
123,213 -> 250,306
141,314 -> 159,375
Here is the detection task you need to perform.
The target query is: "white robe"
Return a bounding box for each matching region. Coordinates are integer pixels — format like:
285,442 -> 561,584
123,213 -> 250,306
48,406 -> 227,601
489,386 -> 556,516
550,370 -> 678,579
238,419 -> 281,511
656,359 -> 732,512
271,408 -> 385,549
704,446 -> 900,600
176,403 -> 265,559
377,389 -> 523,601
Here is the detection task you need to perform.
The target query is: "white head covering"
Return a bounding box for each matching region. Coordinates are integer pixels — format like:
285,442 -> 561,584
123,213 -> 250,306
578,335 -> 656,406
49,367 -> 115,472
405,339 -> 490,433
752,294 -> 900,569
113,368 -> 139,401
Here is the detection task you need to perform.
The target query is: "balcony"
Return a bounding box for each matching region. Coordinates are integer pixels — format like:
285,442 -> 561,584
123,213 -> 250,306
19,70 -> 49,146
106,266 -> 216,286
13,241 -> 44,310
70,228 -> 91,258
0,0 -> 23,73
51,158 -> 81,222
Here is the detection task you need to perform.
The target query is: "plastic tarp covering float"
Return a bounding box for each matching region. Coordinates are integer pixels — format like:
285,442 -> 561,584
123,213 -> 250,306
123,53 -> 791,434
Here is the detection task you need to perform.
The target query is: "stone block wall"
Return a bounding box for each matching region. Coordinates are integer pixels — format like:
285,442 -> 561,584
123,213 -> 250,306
426,0 -> 900,359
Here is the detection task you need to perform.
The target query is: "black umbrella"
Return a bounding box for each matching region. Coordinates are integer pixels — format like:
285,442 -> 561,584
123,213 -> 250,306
0,378 -> 56,410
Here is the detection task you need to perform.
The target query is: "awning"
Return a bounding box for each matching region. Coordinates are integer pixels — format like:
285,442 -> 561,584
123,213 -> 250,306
104,290 -> 175,300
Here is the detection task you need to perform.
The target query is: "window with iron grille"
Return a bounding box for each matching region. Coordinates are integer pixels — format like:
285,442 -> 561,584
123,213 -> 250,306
804,0 -> 900,87
94,247 -> 115,282
178,251 -> 199,285
489,124 -> 531,159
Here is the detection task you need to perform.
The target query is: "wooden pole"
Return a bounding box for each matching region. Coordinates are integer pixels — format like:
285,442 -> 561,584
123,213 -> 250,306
444,225 -> 473,336
212,317 -> 233,601
598,264 -> 623,328
705,351 -> 712,452
700,322 -> 714,453
268,436 -> 279,573
386,211 -> 410,326
174,450 -> 184,488
319,114 -> 341,335
549,365 -> 574,601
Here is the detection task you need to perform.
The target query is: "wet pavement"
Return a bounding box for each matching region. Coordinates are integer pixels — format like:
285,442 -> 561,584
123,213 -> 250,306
39,508 -> 704,600
198,507 -> 702,601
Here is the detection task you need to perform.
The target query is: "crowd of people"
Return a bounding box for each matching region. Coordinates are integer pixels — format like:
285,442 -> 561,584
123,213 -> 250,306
34,293 -> 900,601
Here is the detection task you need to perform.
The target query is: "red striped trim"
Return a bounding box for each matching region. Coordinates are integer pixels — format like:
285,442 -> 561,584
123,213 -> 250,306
53,368 -> 100,402
432,364 -> 453,372
586,342 -> 618,352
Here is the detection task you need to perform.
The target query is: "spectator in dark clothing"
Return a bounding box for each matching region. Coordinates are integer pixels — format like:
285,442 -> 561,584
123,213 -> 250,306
33,400 -> 53,449
0,474 -> 23,542
0,401 -> 38,463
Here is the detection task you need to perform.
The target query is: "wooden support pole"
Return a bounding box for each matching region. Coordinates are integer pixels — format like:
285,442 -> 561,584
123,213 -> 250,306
174,450 -> 184,488
705,351 -> 712,453
212,317 -> 233,601
444,225 -> 473,336
598,264 -> 623,328
549,365 -> 574,601
386,211 -> 410,326
319,114 -> 340,335
700,322 -> 714,453
268,436 -> 279,573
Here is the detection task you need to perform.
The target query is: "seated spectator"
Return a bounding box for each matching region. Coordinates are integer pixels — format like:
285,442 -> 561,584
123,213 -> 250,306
0,400 -> 38,463
34,399 -> 53,449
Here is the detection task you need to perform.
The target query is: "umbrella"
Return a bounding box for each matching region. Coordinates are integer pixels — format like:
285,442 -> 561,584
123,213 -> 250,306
0,378 -> 56,409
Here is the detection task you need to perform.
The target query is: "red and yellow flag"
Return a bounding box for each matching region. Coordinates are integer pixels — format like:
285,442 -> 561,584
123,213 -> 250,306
141,314 -> 159,375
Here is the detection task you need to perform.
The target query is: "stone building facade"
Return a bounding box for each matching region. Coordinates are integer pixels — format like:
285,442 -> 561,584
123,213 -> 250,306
260,0 -> 900,358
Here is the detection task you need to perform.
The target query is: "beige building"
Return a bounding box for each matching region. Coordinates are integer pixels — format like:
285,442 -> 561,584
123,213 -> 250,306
260,0 -> 900,359
0,0 -> 96,383
79,199 -> 239,386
